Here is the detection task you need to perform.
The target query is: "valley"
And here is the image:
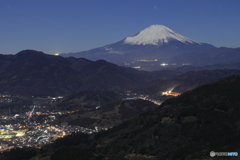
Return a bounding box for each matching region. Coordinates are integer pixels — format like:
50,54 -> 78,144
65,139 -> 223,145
0,91 -> 161,153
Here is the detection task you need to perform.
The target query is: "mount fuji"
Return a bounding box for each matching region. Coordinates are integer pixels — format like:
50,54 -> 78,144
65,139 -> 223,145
61,25 -> 215,66
124,25 -> 201,45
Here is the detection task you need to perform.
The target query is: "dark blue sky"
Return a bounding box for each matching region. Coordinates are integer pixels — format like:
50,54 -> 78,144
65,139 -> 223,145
1,0 -> 240,55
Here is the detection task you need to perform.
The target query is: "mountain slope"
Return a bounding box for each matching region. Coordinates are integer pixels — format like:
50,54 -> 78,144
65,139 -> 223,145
55,99 -> 158,129
65,57 -> 93,71
0,61 -> 83,96
37,75 -> 240,160
134,69 -> 240,99
0,50 -> 176,96
77,60 -> 147,92
169,47 -> 240,66
53,90 -> 125,110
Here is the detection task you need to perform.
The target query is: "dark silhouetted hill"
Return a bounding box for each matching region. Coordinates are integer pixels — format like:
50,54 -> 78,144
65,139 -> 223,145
134,69 -> 240,100
0,50 -> 153,96
54,99 -> 158,129
29,75 -> 240,160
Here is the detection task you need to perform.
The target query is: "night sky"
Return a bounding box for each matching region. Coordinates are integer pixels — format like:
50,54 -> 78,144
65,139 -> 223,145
1,0 -> 240,55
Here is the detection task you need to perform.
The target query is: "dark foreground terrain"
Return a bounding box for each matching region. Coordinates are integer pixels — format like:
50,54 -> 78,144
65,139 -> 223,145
1,75 -> 240,160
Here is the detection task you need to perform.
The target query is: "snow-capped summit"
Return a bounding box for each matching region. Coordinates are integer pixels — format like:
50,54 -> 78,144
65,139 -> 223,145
124,25 -> 201,45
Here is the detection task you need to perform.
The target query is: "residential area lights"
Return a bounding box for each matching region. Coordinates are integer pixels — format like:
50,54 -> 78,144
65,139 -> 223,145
0,124 -> 99,152
0,93 -> 167,152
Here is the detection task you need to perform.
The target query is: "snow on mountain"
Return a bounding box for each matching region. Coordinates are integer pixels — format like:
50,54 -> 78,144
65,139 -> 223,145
124,25 -> 201,45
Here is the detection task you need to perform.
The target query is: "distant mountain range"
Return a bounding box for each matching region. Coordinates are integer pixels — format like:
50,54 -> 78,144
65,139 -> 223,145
0,50 -> 142,96
169,47 -> 240,66
61,25 -> 240,71
1,49 -> 240,96
0,50 -> 180,96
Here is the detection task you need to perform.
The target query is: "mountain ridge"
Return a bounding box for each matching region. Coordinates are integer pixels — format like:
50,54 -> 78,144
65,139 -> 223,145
1,49 -> 240,97
0,50 -> 179,96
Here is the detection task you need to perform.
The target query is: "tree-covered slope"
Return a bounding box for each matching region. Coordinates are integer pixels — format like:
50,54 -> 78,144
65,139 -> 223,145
47,75 -> 240,160
53,90 -> 125,110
